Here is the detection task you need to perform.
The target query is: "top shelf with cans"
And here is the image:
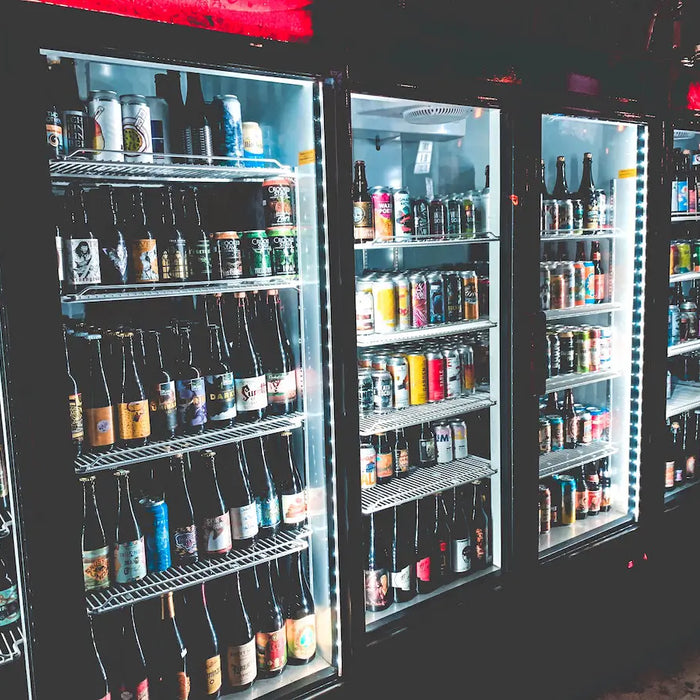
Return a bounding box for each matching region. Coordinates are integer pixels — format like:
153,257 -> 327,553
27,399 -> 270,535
49,151 -> 296,184
354,233 -> 498,250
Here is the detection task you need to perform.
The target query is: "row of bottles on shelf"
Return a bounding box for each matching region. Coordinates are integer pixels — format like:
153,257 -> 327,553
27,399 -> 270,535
545,323 -> 612,378
363,481 -> 492,612
47,57 -> 276,165
58,182 -> 296,292
356,266 -> 488,335
538,390 -> 610,454
664,411 -> 700,490
668,281 -> 700,346
89,558 -> 315,699
538,459 -> 612,532
539,153 -> 613,233
81,433 -> 306,590
671,147 -> 700,214
65,290 -> 297,456
539,239 -> 608,310
352,160 -> 492,243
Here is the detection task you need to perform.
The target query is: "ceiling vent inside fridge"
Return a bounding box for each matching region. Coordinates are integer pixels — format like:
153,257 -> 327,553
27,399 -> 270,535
402,104 -> 468,125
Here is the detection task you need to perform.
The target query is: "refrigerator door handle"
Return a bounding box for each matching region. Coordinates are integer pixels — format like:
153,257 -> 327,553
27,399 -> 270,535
532,310 -> 547,396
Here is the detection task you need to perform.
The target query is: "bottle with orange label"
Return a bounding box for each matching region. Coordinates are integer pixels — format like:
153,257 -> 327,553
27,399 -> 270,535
255,561 -> 287,678
128,186 -> 160,283
84,334 -> 115,453
158,592 -> 191,699
117,332 -> 151,447
374,431 -> 394,485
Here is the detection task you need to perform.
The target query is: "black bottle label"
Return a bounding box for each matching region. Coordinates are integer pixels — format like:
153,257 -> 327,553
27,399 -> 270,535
189,240 -> 212,279
205,372 -> 237,421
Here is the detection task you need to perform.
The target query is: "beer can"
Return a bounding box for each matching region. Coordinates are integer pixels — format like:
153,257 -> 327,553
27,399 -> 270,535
371,353 -> 390,371
242,121 -> 264,165
573,262 -> 586,306
549,265 -> 565,310
120,94 -> 153,163
356,277 -> 375,335
695,241 -> 700,273
409,272 -> 428,327
372,275 -> 397,334
543,199 -> 559,232
447,196 -> 463,237
429,197 -> 447,239
63,109 -> 91,157
670,242 -> 679,276
357,351 -> 374,369
444,272 -> 463,322
211,231 -> 243,280
578,409 -> 592,444
427,272 -> 445,325
371,370 -> 393,413
358,370 -> 374,414
599,327 -> 612,368
574,329 -> 591,373
267,226 -> 298,276
557,199 -> 574,231
583,261 -> 595,304
559,330 -> 575,374
539,485 -> 551,533
370,186 -> 393,241
572,199 -> 584,233
87,90 -> 124,162
443,347 -> 462,398
478,275 -> 490,316
137,497 -> 171,573
426,350 -> 446,402
450,420 -> 469,458
262,177 -> 296,228
547,332 -> 561,377
588,326 -> 602,372
559,475 -> 576,525
557,262 -> 574,308
412,197 -> 430,239
211,94 -> 244,161
387,355 -> 410,409
461,270 -> 479,320
540,263 -> 551,310
241,230 -> 273,277
433,422 -> 453,464
394,273 -> 411,331
145,96 -> 170,164
403,349 -> 426,405
548,415 -> 564,451
587,407 -> 603,441
458,343 -> 475,394
393,188 -> 413,241
539,417 -> 551,454
599,407 -> 611,440
463,195 -> 476,237
360,442 -> 377,489
596,190 -> 607,229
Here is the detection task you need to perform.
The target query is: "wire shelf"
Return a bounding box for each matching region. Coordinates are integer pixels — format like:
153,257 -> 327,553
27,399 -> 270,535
86,527 -> 310,616
361,455 -> 496,514
668,338 -> 700,357
671,213 -> 700,222
0,509 -> 12,540
540,229 -> 619,240
359,393 -> 494,436
545,368 -> 620,393
75,412 -> 304,473
0,626 -> 23,667
539,442 -> 618,479
61,276 -> 300,304
666,381 -> 700,418
356,319 -> 495,348
50,151 -> 295,184
544,303 -> 622,320
354,233 -> 498,250
670,271 -> 700,284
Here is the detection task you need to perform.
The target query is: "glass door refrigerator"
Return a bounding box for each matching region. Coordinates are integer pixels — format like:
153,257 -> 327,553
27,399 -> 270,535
6,3 -> 348,698
537,112 -> 649,558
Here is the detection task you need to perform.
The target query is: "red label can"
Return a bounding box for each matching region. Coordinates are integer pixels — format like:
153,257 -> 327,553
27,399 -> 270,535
370,186 -> 393,241
426,350 -> 445,403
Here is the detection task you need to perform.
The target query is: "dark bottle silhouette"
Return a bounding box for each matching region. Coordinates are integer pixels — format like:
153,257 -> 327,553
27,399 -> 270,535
155,71 -> 186,156
552,155 -> 571,199
415,496 -> 435,594
113,469 -> 147,585
247,437 -> 281,539
157,592 -> 190,699
562,388 -> 577,449
222,441 -> 258,549
145,330 -> 178,440
390,503 -> 416,603
64,325 -> 83,457
432,491 -> 452,585
204,324 -> 237,427
182,188 -> 212,282
450,487 -> 471,576
276,431 -> 307,531
255,561 -> 287,678
98,184 -> 129,285
128,187 -> 159,284
119,606 -> 150,700
284,551 -> 316,665
87,618 -> 110,700
158,185 -> 189,282
183,72 -> 213,163
175,327 -> 207,434
64,185 -> 101,290
166,453 -> 199,565
117,332 -> 151,447
577,152 -> 599,231
196,450 -> 233,558
221,571 -> 257,692
364,512 -> 392,612
470,480 -> 489,570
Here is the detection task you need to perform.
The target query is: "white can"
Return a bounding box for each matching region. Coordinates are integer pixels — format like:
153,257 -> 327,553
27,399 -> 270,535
145,96 -> 170,163
88,90 -> 123,162
599,327 -> 612,368
120,94 -> 153,163
450,420 -> 469,458
434,422 -> 454,464
242,121 -> 264,166
356,277 -> 374,334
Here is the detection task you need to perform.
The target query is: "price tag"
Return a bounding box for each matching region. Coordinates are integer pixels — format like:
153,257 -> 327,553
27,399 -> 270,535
618,168 -> 636,179
298,149 -> 315,166
414,140 -> 433,174
425,177 -> 434,200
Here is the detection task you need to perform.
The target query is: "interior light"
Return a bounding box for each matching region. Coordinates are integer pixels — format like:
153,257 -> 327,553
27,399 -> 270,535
474,108 -> 483,119
627,560 -> 634,569
617,124 -> 625,132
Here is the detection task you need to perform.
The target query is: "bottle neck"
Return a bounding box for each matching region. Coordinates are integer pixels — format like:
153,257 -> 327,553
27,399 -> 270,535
180,331 -> 194,366
208,326 -> 223,363
161,593 -> 176,620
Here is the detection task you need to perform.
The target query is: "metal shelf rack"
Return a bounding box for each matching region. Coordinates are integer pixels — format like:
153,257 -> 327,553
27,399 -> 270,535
668,338 -> 700,357
357,319 -> 494,348
670,271 -> 700,284
671,213 -> 700,222
86,527 -> 310,616
545,368 -> 620,393
539,442 -> 617,479
0,626 -> 23,668
544,303 -> 621,321
75,412 -> 304,473
354,233 -> 498,250
360,455 -> 495,514
540,229 -> 619,241
359,393 -> 494,436
666,381 -> 700,418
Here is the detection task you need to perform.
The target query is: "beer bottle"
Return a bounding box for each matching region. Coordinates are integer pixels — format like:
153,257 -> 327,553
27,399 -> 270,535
450,487 -> 471,576
416,422 -> 437,468
183,188 -> 213,281
393,428 -> 410,478
352,160 -> 373,242
674,415 -> 686,487
87,618 -> 110,700
364,512 -> 392,611
222,571 -> 257,692
158,185 -> 189,282
45,57 -> 64,159
255,560 -> 287,678
562,388 -> 577,449
415,497 -> 434,594
183,72 -> 213,163
197,450 -> 233,558
158,592 -> 190,699
65,185 -> 101,290
144,330 -> 178,440
591,240 -> 606,303
166,453 -> 199,565
182,584 -> 222,699
175,327 -> 208,434
80,475 -> 110,592
665,419 -> 677,490
128,187 -> 160,283
556,240 -> 568,262
276,431 -> 307,532
480,164 -> 491,233
205,324 -> 237,427
0,543 -> 20,630
117,333 -> 151,446
84,334 -> 115,453
545,391 -> 559,414
599,458 -> 612,512
577,152 -> 599,231
575,240 -> 586,262
374,431 -> 393,485
119,606 -> 150,700
64,326 -> 84,457
575,466 -> 588,519
284,551 -> 316,665
552,155 -> 571,199
98,184 -> 129,285
389,504 -> 416,603
470,481 -> 489,569
690,409 -> 700,481
155,71 -> 186,157
248,437 -> 281,539
539,158 -> 551,199
585,463 -> 601,516
231,292 -> 267,421
433,491 -> 452,585
217,441 -> 257,549
113,469 -> 147,584
260,289 -> 298,415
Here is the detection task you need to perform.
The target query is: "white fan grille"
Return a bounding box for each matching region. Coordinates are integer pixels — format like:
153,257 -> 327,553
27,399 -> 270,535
403,104 -> 468,125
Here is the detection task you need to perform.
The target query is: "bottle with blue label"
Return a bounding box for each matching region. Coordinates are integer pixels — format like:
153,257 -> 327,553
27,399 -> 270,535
0,545 -> 19,629
247,437 -> 280,539
113,469 -> 147,584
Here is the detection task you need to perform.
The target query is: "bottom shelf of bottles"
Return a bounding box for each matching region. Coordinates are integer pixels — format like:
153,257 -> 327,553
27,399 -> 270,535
664,478 -> 700,503
0,625 -> 23,667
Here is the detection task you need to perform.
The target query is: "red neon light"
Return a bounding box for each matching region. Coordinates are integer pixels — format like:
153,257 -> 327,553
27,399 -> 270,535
25,0 -> 313,43
688,82 -> 700,111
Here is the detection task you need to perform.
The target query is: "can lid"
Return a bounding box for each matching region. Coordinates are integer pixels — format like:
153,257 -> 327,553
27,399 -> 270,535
120,93 -> 147,103
213,94 -> 240,101
89,89 -> 119,99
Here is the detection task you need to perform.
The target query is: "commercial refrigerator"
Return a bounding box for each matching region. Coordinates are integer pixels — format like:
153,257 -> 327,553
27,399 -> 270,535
5,2 -> 350,697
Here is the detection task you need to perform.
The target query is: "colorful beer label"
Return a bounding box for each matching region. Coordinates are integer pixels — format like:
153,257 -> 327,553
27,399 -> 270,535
395,448 -> 410,475
227,639 -> 257,686
65,238 -> 101,285
160,240 -> 188,281
235,375 -> 267,412
255,496 -> 280,530
575,491 -> 587,515
375,452 -> 393,480
119,678 -> 149,700
200,513 -> 232,555
390,565 -> 411,591
130,239 -> 159,282
205,372 -> 237,422
353,201 -> 373,239
204,655 -> 222,695
82,545 -> 110,591
256,627 -> 287,673
113,537 -> 147,584
364,568 -> 389,609
85,406 -> 115,448
176,377 -> 207,427
175,672 -> 190,700
416,556 -> 431,582
230,503 -> 259,540
281,491 -> 307,526
451,537 -> 471,573
473,527 -> 486,563
0,584 -> 20,627
172,524 -> 198,561
266,370 -> 297,405
117,400 -> 151,440
149,381 -> 178,433
286,614 -> 316,660
69,392 -> 84,441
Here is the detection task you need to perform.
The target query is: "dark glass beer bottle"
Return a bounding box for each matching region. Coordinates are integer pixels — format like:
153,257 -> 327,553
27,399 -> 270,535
222,571 -> 257,692
80,475 -> 110,592
120,606 -> 150,700
145,330 -> 178,440
374,431 -> 393,485
184,72 -> 213,163
552,155 -> 571,199
562,388 -> 577,449
0,543 -> 19,630
665,419 -> 677,490
416,422 -> 437,467
284,551 -> 316,665
197,450 -> 233,557
390,503 -> 416,602
575,466 -> 588,519
599,458 -> 612,511
433,491 -> 452,585
415,496 -> 434,593
158,592 -> 190,699
470,481 -> 489,569
255,561 -> 287,678
276,430 -> 307,531
352,160 -> 373,242
575,240 -> 586,262
64,325 -> 84,457
87,618 -> 110,700
591,239 -> 606,304
117,332 -> 151,447
364,512 -> 392,611
183,584 -> 222,699
450,487 -> 471,576
65,185 -> 101,290
222,441 -> 259,549
231,292 -> 268,421
155,71 -> 186,157
183,188 -> 212,281
98,184 -> 129,285
248,437 -> 281,538
578,152 -> 599,231
393,428 -> 410,478
159,185 -> 189,282
205,324 -> 237,427
128,187 -> 160,283
690,409 -> 700,481
539,158 -> 550,199
166,453 -> 199,565
175,327 -> 207,434
113,469 -> 147,584
84,334 -> 115,453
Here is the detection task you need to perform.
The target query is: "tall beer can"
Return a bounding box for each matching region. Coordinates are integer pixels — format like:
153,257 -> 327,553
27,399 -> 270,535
443,347 -> 462,398
461,270 -> 479,320
409,272 -> 428,327
450,420 -> 469,458
427,272 -> 445,325
393,188 -> 413,241
540,263 -> 551,311
356,277 -> 375,335
405,349 -> 428,405
412,197 -> 430,239
394,273 -> 411,330
120,94 -> 153,163
447,195 -> 463,237
88,90 -> 124,162
387,355 -> 410,409
433,422 -> 454,463
426,350 -> 446,402
573,262 -> 586,306
370,187 -> 393,241
372,275 -> 397,334
444,272 -> 462,322
458,343 -> 475,394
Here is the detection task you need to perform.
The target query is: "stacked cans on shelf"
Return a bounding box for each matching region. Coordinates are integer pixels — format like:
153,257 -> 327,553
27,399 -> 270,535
546,324 -> 612,378
539,259 -> 606,310
538,404 -> 609,455
669,239 -> 700,276
541,191 -> 611,233
356,268 -> 486,336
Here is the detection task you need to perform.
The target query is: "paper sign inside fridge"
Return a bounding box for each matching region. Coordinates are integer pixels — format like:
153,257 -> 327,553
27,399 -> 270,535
298,149 -> 315,166
618,168 -> 637,179
413,140 -> 433,174
25,0 -> 314,43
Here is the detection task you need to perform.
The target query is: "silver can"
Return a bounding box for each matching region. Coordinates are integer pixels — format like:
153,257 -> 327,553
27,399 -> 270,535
87,90 -> 123,161
450,419 -> 469,458
599,327 -> 612,368
457,343 -> 475,394
356,277 -> 374,335
556,261 -> 574,309
433,421 -> 453,464
145,96 -> 171,163
540,262 -> 551,311
358,370 -> 374,414
393,188 -> 412,241
596,190 -> 607,230
120,94 -> 153,163
443,347 -> 462,399
557,199 -> 574,231
372,370 -> 393,413
543,199 -> 559,232
386,354 -> 410,409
